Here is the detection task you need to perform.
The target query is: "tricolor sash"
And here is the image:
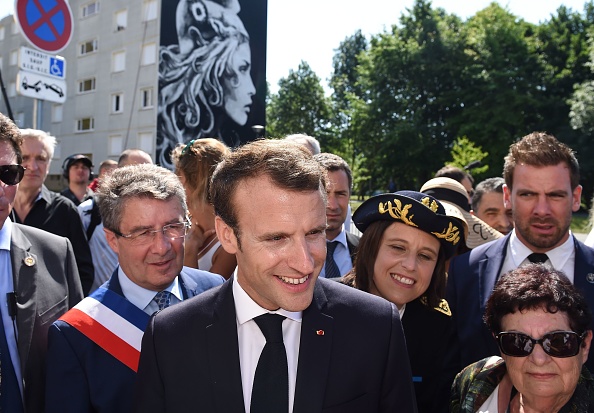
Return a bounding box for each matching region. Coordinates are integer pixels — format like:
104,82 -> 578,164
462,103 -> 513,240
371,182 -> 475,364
59,287 -> 150,372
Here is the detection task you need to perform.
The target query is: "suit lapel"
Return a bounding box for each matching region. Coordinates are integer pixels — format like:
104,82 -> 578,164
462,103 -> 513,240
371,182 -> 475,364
10,225 -> 37,370
293,282 -> 333,413
573,237 -> 594,304
205,280 -> 245,412
479,237 -> 509,308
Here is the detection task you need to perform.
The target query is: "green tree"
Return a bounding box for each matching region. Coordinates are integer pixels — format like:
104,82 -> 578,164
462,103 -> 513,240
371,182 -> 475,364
266,61 -> 333,147
350,0 -> 467,190
445,136 -> 490,180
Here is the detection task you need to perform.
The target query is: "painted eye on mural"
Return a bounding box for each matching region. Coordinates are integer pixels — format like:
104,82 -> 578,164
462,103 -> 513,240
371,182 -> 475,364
190,1 -> 207,22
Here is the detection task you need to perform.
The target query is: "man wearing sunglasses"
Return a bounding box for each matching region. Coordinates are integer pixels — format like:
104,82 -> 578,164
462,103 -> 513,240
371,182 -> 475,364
45,163 -> 225,413
0,113 -> 84,412
447,132 -> 594,375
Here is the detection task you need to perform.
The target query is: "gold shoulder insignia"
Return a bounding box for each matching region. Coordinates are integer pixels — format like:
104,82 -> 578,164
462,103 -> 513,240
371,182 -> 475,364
435,299 -> 452,316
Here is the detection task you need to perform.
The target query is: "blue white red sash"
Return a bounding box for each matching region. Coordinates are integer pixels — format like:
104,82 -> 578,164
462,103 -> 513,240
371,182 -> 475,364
59,287 -> 150,372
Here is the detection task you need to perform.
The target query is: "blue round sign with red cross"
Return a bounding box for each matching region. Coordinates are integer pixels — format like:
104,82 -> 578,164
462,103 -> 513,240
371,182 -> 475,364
15,0 -> 74,53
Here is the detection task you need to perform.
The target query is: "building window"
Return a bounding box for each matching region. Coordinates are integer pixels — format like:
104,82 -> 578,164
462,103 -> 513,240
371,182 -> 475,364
112,51 -> 125,72
108,135 -> 123,156
140,87 -> 153,109
52,104 -> 63,123
15,112 -> 25,127
82,1 -> 100,18
79,39 -> 98,55
143,0 -> 158,21
111,93 -> 124,113
9,50 -> 18,66
114,9 -> 127,31
138,132 -> 153,153
0,26 -> 5,40
77,117 -> 95,132
8,82 -> 15,97
141,43 -> 156,65
78,78 -> 96,93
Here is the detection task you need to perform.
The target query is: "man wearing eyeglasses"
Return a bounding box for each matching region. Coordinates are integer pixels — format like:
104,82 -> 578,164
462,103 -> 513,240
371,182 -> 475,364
45,163 -> 224,413
447,132 -> 594,376
0,113 -> 84,412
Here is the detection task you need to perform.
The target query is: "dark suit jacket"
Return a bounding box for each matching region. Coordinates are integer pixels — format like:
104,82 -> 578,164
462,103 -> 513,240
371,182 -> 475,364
134,277 -> 417,413
11,223 -> 83,413
447,234 -> 594,373
45,267 -> 224,413
346,231 -> 360,264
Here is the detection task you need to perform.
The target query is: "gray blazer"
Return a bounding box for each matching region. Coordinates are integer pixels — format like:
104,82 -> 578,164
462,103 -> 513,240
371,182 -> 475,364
11,223 -> 83,412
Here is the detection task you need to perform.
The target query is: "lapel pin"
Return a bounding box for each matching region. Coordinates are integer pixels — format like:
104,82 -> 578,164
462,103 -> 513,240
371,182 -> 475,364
316,330 -> 324,336
23,255 -> 35,267
587,273 -> 594,284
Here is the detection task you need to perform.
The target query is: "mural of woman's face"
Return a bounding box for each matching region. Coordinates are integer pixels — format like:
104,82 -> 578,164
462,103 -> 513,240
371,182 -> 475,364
223,42 -> 256,126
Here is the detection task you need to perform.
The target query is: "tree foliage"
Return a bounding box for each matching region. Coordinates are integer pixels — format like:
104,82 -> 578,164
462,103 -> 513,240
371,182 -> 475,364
266,0 -> 594,197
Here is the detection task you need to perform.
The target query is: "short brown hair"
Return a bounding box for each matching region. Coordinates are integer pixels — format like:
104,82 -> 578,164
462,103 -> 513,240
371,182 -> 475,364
0,113 -> 22,163
171,138 -> 230,209
210,139 -> 327,243
503,132 -> 580,190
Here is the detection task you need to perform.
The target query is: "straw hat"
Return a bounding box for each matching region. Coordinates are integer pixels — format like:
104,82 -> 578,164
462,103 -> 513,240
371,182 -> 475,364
420,177 -> 503,249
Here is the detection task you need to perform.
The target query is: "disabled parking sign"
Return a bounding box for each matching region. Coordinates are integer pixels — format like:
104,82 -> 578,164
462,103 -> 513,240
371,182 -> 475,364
15,0 -> 74,53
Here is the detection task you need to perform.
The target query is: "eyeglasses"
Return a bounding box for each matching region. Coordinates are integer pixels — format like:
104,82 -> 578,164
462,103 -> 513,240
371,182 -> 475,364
0,165 -> 26,186
495,331 -> 587,358
113,222 -> 189,245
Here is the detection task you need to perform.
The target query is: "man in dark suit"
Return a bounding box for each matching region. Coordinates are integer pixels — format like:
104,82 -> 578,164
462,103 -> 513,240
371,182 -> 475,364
45,163 -> 224,413
0,113 -> 83,412
447,132 -> 594,373
134,140 -> 416,413
314,153 -> 359,278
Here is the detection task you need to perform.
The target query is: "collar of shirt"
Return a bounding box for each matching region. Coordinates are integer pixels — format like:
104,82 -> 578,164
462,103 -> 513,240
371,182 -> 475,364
328,228 -> 348,249
117,266 -> 182,310
233,273 -> 302,325
508,229 -> 574,269
0,217 -> 12,251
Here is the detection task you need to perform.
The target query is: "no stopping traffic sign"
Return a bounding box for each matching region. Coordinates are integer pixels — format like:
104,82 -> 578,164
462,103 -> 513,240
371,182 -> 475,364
15,0 -> 74,53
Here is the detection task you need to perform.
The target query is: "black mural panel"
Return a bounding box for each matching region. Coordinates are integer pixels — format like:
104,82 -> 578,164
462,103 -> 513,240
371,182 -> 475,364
158,0 -> 267,168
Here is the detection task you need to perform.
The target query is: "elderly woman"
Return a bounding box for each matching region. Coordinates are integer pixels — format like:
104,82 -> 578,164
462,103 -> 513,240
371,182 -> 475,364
171,138 -> 236,279
158,0 -> 256,167
451,264 -> 594,412
343,190 -> 463,412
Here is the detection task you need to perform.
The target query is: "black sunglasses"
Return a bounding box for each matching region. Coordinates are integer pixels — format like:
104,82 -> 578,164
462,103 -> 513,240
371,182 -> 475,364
0,165 -> 25,186
495,331 -> 587,358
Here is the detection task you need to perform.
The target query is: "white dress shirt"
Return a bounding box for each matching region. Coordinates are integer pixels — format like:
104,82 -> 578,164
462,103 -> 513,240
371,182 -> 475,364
233,273 -> 302,413
117,267 -> 183,315
500,229 -> 575,282
319,229 -> 353,278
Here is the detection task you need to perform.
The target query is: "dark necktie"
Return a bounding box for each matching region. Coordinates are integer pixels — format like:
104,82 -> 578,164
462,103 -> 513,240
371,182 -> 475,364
250,314 -> 288,413
153,291 -> 172,310
527,253 -> 549,264
325,241 -> 341,278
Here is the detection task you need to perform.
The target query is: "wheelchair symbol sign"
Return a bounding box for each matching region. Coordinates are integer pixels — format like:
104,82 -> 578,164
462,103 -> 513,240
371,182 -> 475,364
49,57 -> 65,78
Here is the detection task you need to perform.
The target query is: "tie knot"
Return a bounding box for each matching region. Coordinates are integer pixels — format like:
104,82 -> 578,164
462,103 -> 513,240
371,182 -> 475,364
254,313 -> 285,343
527,253 -> 549,264
153,290 -> 172,310
327,241 -> 339,254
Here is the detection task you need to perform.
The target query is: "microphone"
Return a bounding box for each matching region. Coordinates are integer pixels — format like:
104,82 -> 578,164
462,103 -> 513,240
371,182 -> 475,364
464,160 -> 482,171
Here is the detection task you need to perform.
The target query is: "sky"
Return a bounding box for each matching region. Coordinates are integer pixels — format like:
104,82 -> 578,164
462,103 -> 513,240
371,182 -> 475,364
1,0 -> 590,94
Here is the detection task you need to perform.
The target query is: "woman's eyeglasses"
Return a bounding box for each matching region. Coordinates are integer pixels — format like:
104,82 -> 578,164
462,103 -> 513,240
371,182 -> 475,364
495,331 -> 586,358
0,165 -> 26,186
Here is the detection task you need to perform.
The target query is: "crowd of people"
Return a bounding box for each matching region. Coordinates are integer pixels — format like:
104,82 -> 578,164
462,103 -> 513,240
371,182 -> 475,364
0,109 -> 593,412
